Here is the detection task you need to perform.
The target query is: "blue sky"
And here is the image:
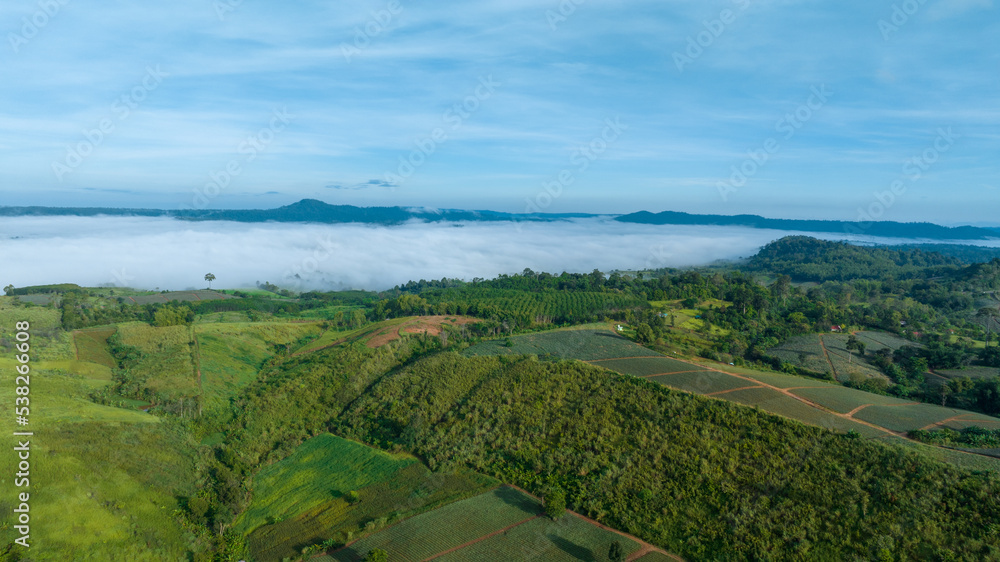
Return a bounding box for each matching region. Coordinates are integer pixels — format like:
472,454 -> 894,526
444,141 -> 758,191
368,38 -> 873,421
1,0 -> 997,222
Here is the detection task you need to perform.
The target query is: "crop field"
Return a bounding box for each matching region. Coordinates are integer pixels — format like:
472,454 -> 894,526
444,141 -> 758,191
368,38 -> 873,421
15,293 -> 58,305
326,486 -> 542,562
463,328 -> 646,361
116,322 -> 198,399
855,331 -> 917,351
122,289 -> 235,305
649,371 -> 760,396
853,404 -> 971,433
937,366 -> 1000,380
73,327 -> 117,368
729,368 -> 833,389
768,333 -> 902,382
588,356 -> 707,377
717,387 -> 871,433
820,334 -> 891,381
243,435 -> 495,561
789,386 -> 917,414
196,321 -> 322,409
326,486 -> 651,562
939,417 -> 1000,431
432,512 -> 642,562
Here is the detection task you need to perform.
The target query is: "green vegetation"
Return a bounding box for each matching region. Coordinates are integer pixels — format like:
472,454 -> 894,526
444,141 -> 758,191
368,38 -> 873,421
240,435 -> 493,561
329,486 -> 642,562
333,352 -> 1000,560
463,327 -> 647,361
5,235 -> 1000,560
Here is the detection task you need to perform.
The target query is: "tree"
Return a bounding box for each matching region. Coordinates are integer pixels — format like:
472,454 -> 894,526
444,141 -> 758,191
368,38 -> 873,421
978,307 -> 999,347
608,540 -> 625,562
363,548 -> 388,562
635,323 -> 655,345
204,273 -> 216,289
544,487 -> 566,520
2,284 -> 13,296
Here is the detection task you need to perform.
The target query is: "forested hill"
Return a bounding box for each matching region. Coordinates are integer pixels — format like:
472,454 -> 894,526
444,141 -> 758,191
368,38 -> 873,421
745,236 -> 970,281
617,210 -> 1000,240
0,199 -> 594,225
3,200 -> 998,241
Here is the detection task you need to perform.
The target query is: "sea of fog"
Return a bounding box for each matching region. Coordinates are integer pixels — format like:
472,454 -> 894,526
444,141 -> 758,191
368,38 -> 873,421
2,216 -> 999,292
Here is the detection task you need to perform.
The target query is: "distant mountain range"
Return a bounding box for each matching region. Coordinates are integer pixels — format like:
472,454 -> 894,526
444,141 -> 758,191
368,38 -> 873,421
2,199 -> 998,241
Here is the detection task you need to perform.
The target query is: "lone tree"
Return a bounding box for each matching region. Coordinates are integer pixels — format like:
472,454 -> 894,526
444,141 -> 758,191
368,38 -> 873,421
608,540 -> 625,562
363,548 -> 388,562
2,284 -> 13,296
544,487 -> 566,520
204,273 -> 216,289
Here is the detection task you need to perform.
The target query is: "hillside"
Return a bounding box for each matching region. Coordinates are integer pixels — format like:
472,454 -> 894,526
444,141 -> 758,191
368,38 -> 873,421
617,210 -> 1000,240
2,201 -> 998,241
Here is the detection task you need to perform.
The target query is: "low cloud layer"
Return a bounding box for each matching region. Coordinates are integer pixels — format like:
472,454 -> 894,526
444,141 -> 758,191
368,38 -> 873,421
2,217 -> 996,292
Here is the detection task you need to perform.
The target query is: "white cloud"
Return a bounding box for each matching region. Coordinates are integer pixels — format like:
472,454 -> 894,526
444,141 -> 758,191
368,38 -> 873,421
4,217 -> 996,293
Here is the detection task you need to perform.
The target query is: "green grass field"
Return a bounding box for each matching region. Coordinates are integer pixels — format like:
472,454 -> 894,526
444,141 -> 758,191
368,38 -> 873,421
116,322 -> 198,400
196,321 -> 322,410
0,349 -> 200,560
0,298 -> 74,361
241,435 -> 495,561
